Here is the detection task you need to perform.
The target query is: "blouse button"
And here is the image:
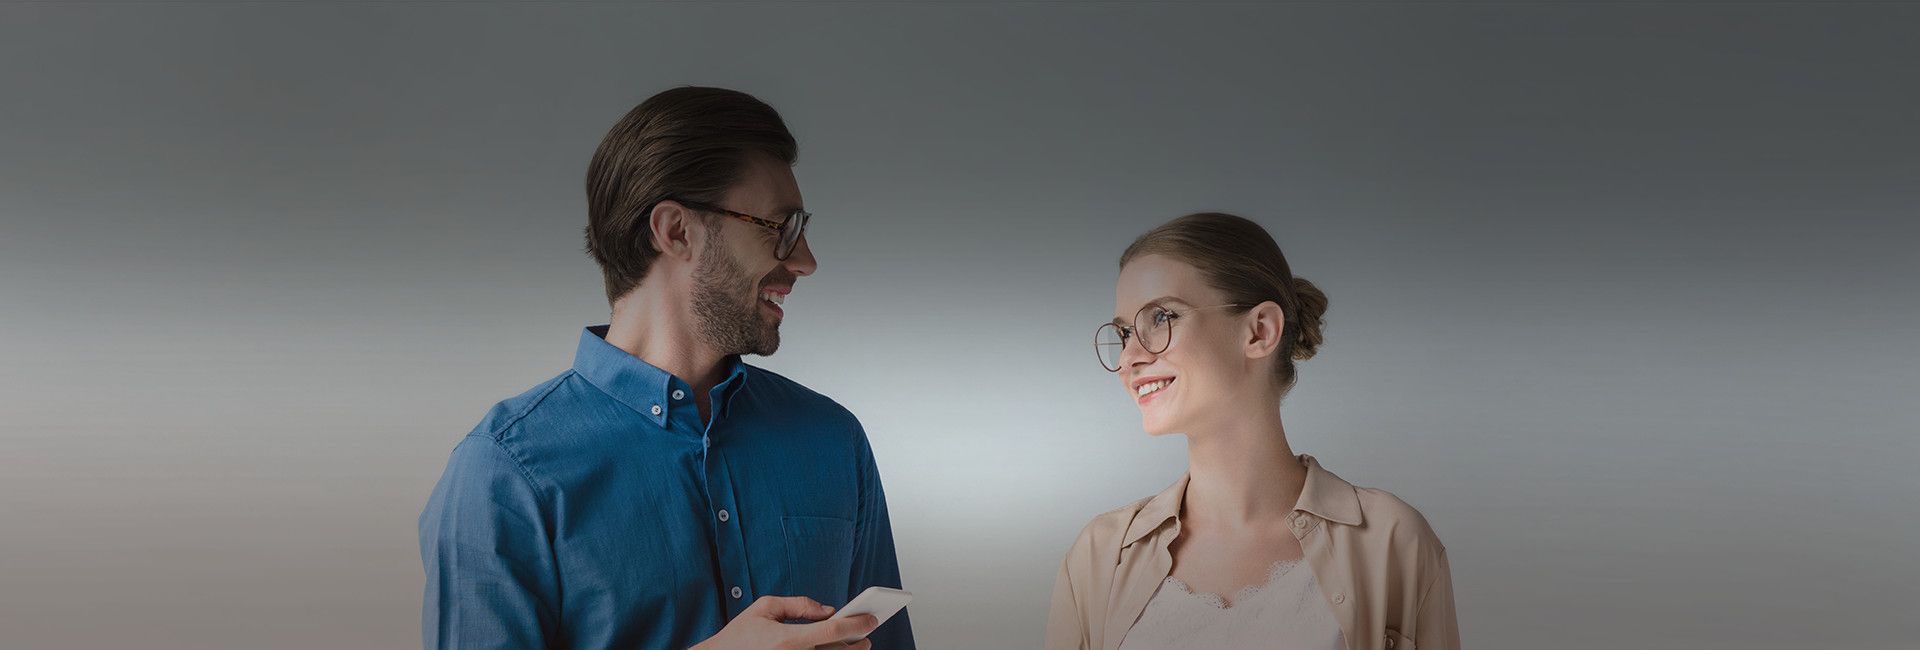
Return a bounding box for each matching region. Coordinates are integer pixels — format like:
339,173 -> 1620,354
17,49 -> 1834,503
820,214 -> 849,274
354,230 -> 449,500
1332,593 -> 1346,604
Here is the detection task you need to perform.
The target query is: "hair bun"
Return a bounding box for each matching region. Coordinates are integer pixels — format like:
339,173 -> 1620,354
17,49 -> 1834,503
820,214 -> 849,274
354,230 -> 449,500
1289,276 -> 1328,360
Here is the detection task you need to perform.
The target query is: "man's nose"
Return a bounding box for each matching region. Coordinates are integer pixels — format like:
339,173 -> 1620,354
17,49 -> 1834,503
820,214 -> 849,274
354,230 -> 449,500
784,234 -> 818,277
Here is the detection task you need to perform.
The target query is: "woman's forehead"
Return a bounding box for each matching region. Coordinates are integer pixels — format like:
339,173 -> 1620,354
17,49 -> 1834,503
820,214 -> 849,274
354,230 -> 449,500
1116,255 -> 1215,314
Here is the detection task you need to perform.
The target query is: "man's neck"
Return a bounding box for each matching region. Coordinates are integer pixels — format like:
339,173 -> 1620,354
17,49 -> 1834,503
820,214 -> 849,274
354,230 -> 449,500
603,284 -> 732,406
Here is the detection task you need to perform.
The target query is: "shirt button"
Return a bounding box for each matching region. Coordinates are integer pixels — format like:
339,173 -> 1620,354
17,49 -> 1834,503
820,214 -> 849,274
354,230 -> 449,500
1292,517 -> 1309,528
671,389 -> 686,400
730,586 -> 743,599
1385,638 -> 1396,649
1332,593 -> 1345,604
650,404 -> 662,416
718,509 -> 731,522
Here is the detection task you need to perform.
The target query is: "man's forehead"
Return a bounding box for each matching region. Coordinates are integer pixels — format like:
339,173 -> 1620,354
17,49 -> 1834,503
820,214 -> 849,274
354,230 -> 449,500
724,153 -> 803,211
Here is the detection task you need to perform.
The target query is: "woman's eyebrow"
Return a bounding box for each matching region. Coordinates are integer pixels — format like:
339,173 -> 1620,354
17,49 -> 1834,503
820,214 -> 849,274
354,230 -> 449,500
1113,296 -> 1189,324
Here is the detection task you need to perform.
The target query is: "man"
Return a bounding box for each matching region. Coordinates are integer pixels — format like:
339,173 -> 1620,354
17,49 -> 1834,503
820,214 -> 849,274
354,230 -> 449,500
420,86 -> 914,650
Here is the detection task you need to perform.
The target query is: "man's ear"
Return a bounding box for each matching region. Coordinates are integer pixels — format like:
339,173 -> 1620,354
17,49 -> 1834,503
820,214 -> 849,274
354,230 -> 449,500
648,200 -> 699,262
1244,300 -> 1287,360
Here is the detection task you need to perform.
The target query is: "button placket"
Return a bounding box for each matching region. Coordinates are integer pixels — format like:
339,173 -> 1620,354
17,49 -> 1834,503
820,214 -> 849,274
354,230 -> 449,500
705,436 -> 753,620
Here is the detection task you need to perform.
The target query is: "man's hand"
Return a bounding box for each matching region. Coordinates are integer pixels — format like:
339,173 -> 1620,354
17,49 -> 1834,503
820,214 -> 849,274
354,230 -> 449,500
690,595 -> 881,650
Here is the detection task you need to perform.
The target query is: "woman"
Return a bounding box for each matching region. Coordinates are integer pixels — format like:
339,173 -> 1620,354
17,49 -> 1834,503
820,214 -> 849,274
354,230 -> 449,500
1045,213 -> 1459,650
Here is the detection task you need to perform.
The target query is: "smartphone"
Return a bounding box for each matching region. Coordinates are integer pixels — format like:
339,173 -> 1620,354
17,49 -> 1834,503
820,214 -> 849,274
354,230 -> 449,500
827,586 -> 913,643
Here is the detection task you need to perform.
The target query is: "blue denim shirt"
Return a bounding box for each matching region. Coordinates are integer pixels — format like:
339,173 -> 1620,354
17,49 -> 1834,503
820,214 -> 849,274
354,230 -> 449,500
420,326 -> 914,649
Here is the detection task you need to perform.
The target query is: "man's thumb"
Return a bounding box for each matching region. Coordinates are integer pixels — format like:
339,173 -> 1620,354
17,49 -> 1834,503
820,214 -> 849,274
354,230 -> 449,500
747,595 -> 833,621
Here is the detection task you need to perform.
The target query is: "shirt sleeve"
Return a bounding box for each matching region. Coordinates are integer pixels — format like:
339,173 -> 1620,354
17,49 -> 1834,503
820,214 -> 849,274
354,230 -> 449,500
419,435 -> 561,649
847,422 -> 916,650
1044,554 -> 1090,650
1415,546 -> 1462,650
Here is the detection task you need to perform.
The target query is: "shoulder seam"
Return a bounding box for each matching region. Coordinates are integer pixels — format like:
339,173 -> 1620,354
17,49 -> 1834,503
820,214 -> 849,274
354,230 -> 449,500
479,371 -> 574,440
1417,543 -> 1449,608
464,433 -> 551,500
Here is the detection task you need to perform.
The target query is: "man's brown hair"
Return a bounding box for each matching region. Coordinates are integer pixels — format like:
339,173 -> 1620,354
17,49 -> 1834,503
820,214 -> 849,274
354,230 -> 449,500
584,87 -> 798,303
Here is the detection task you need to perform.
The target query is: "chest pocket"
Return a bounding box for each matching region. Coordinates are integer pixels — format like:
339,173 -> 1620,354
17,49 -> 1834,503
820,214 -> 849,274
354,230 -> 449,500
781,515 -> 856,607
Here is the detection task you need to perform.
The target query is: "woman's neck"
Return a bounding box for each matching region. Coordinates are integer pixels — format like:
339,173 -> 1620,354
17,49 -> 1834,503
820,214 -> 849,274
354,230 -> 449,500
1181,407 -> 1306,529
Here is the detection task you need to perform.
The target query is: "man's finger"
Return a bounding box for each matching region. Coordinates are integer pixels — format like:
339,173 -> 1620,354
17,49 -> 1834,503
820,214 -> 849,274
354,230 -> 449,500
801,613 -> 878,645
746,595 -> 832,621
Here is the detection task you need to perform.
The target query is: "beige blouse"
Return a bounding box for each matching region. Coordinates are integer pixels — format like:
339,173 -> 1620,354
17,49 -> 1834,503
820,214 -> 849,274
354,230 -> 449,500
1116,558 -> 1344,650
1045,455 -> 1461,650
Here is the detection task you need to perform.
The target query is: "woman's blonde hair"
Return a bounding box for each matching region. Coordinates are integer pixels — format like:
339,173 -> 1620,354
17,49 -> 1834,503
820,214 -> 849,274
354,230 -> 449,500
1120,212 -> 1328,395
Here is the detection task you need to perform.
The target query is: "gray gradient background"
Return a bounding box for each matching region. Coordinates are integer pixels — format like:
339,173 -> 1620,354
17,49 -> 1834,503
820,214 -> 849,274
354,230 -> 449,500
3,3 -> 1916,649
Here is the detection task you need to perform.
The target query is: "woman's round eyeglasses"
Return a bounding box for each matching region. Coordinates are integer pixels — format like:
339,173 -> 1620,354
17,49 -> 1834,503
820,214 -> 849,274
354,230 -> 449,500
1095,303 -> 1250,372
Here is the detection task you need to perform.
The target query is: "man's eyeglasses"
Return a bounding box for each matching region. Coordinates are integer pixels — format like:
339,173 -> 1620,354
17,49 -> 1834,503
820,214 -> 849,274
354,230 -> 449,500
673,199 -> 812,261
1095,303 -> 1250,372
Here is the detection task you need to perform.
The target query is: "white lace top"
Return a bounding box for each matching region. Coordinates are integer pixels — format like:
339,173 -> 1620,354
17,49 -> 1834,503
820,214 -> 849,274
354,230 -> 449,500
1116,559 -> 1346,650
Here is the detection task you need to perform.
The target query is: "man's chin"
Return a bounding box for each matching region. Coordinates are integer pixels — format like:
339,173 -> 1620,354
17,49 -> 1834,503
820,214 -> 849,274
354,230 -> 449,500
737,322 -> 780,357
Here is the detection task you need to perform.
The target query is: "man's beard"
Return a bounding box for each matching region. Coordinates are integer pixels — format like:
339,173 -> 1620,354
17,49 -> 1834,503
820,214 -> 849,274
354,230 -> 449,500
691,229 -> 781,357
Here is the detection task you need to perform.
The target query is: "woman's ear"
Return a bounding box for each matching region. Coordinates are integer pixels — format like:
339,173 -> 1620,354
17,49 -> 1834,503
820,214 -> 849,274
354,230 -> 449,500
1244,300 -> 1287,360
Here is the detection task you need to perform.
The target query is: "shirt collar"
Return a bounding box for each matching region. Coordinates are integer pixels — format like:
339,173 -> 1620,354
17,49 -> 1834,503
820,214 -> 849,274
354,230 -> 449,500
1294,454 -> 1365,526
571,325 -> 751,428
1121,453 -> 1365,548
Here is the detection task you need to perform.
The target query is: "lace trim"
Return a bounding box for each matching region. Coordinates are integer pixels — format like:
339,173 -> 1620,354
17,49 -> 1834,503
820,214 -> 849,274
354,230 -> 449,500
1161,558 -> 1303,610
